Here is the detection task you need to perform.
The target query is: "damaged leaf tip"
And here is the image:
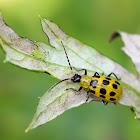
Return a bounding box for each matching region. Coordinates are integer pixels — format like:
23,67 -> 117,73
109,31 -> 120,43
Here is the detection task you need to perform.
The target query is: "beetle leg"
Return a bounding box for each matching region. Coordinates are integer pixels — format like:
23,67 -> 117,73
102,100 -> 108,105
66,86 -> 82,94
93,72 -> 100,77
73,67 -> 87,75
108,72 -> 120,80
86,91 -> 90,102
113,102 -> 117,105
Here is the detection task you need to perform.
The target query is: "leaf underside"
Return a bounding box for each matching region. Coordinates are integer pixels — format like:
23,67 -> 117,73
0,12 -> 140,132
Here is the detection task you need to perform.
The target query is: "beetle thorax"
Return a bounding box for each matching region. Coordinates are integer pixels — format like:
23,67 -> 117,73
80,75 -> 91,88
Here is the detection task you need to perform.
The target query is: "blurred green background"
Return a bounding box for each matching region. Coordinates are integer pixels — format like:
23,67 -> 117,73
0,0 -> 140,140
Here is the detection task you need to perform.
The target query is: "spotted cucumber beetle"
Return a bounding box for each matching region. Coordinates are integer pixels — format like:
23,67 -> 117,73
52,41 -> 123,105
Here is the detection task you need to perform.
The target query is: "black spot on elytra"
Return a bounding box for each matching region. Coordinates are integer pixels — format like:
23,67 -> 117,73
110,92 -> 116,96
89,89 -> 95,94
115,81 -> 120,85
110,98 -> 116,101
100,95 -> 105,98
90,80 -> 98,88
105,77 -> 111,80
93,75 -> 100,78
102,80 -> 110,85
112,84 -> 117,89
100,88 -> 106,95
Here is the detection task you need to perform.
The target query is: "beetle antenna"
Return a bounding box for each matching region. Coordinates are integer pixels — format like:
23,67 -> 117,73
61,41 -> 73,72
48,78 -> 70,92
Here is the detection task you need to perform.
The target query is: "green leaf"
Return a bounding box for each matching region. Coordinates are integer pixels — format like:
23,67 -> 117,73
25,80 -> 100,132
0,12 -> 140,132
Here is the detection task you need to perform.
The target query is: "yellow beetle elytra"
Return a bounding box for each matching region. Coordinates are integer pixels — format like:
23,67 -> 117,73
54,41 -> 123,105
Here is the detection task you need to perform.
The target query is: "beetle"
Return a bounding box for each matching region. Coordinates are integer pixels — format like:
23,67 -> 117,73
51,41 -> 123,105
